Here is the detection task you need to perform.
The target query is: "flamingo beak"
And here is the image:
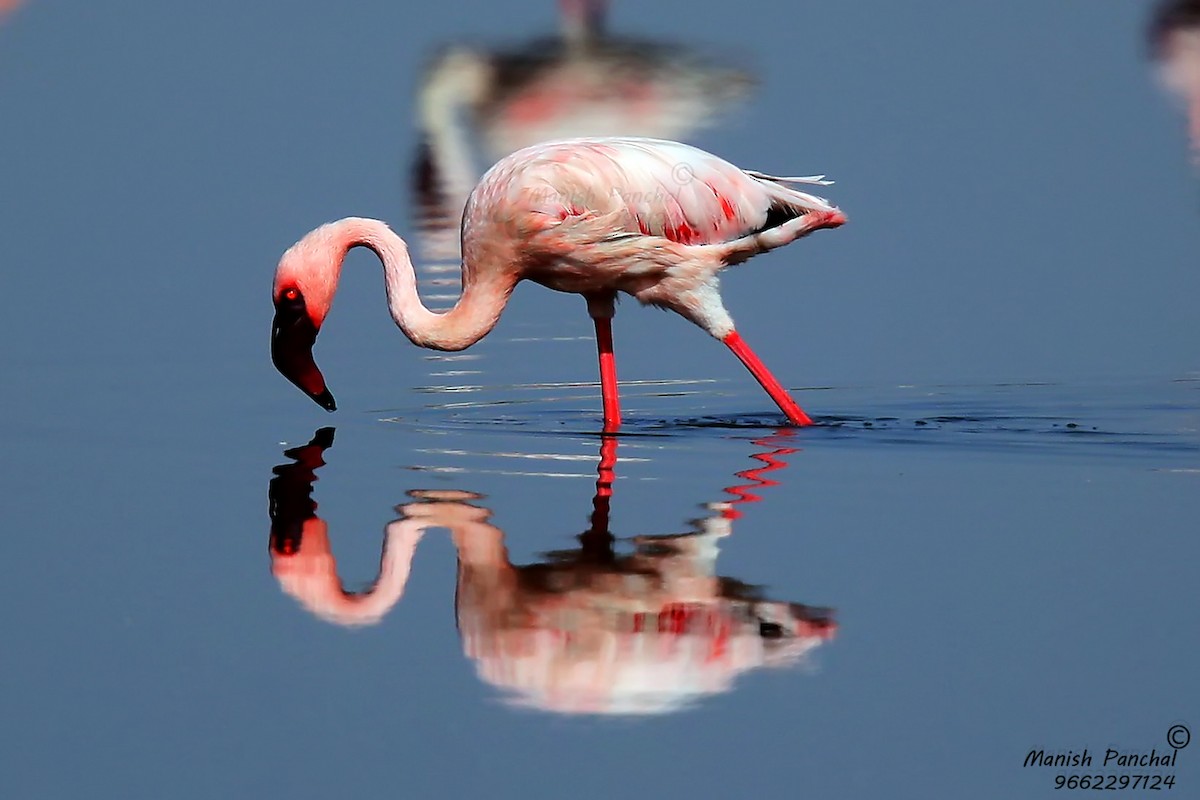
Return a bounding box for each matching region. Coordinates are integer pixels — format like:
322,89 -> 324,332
272,291 -> 337,411
269,427 -> 336,555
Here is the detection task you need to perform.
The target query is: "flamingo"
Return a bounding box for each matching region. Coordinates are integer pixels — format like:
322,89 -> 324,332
267,428 -> 837,714
1150,0 -> 1200,159
0,0 -> 24,22
272,136 -> 845,428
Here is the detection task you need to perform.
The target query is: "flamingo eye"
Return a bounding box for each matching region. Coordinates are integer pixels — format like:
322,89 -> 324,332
281,287 -> 300,302
759,621 -> 784,639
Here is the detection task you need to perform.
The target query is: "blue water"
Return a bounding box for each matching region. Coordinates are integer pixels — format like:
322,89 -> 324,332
2,1 -> 1199,799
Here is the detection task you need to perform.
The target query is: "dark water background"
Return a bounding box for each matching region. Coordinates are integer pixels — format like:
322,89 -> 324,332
2,2 -> 1198,798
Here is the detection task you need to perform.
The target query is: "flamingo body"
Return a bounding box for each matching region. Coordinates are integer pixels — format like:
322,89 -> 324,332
272,137 -> 845,426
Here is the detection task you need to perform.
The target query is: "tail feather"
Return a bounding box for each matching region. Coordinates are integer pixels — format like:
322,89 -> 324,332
748,172 -> 839,217
744,170 -> 834,187
711,165 -> 845,264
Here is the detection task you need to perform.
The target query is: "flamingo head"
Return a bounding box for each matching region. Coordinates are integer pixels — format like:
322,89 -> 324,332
271,231 -> 343,411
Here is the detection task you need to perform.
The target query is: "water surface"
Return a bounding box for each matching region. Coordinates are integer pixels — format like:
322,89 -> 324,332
2,1 -> 1199,799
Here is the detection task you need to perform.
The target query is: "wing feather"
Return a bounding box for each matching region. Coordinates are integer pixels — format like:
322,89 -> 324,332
476,136 -> 839,249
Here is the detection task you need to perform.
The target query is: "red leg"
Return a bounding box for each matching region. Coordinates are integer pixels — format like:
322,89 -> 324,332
593,316 -> 621,431
721,436 -> 799,519
588,435 -> 618,534
722,330 -> 813,426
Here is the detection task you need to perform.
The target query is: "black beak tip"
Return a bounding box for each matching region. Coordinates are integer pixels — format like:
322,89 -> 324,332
313,389 -> 337,412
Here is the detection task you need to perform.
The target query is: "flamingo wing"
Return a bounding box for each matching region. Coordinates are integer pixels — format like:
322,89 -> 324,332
501,137 -> 839,247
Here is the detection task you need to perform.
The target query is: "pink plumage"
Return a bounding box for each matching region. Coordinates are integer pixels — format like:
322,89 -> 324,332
473,137 -> 837,245
272,136 -> 845,427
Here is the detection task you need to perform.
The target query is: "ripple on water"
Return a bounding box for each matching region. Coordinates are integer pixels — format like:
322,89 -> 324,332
375,377 -> 1200,466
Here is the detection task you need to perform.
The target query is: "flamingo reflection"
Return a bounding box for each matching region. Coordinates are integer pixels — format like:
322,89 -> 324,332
1150,0 -> 1200,160
268,430 -> 835,715
414,0 -> 756,264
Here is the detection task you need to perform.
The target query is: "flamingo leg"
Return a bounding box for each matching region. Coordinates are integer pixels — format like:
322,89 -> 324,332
593,316 -> 621,430
722,330 -> 814,427
580,435 -> 618,560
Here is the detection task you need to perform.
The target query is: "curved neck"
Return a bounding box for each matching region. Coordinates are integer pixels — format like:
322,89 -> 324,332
336,218 -> 514,351
272,518 -> 424,627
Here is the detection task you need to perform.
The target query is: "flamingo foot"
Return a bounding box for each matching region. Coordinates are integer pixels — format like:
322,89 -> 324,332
722,330 -> 813,426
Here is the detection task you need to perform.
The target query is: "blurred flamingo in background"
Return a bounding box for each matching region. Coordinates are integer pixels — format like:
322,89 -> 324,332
273,137 -> 845,427
0,0 -> 24,22
1150,0 -> 1200,160
414,0 -> 755,262
267,429 -> 837,714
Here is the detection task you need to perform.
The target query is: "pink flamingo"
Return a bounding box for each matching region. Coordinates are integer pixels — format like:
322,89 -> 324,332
0,0 -> 24,21
272,137 -> 845,428
1150,0 -> 1200,158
